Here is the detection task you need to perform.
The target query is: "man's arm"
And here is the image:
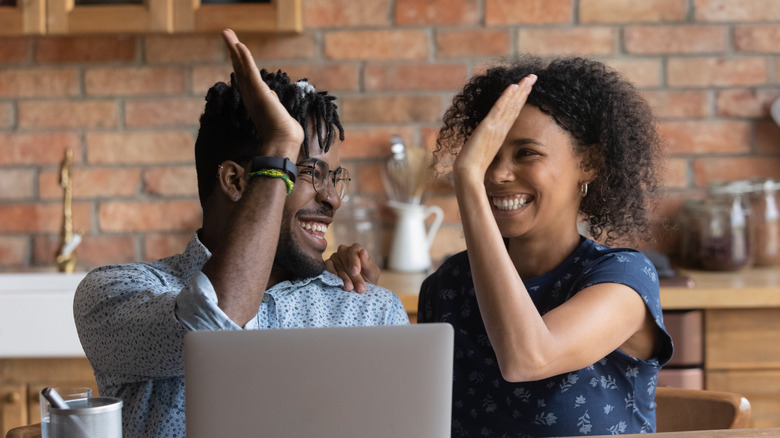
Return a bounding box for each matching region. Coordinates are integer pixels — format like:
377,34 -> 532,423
200,30 -> 304,327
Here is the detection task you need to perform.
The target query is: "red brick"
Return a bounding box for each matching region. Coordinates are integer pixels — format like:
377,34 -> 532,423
624,25 -> 727,54
240,34 -> 317,60
692,157 -> 780,187
658,121 -> 751,155
694,0 -> 780,21
85,67 -> 186,96
36,35 -> 136,63
0,37 -> 30,63
263,64 -> 361,92
365,64 -> 468,91
192,64 -> 360,95
39,167 -> 141,199
395,0 -> 479,26
0,169 -> 35,200
18,100 -> 118,129
667,57 -> 768,87
86,131 -> 194,164
340,126 -> 417,160
0,236 -> 27,266
325,30 -> 428,60
144,232 -> 192,261
34,234 -> 137,268
125,97 -> 204,127
99,200 -> 201,232
641,90 -> 710,118
756,120 -> 780,154
716,89 -> 780,118
354,162 -> 386,196
436,29 -> 511,58
0,68 -> 78,98
0,202 -> 91,233
580,0 -> 687,23
303,0 -> 391,27
486,0 -> 572,24
0,103 -> 12,128
0,133 -> 81,165
660,157 -> 688,189
142,166 -> 198,196
518,28 -> 615,56
735,25 -> 780,53
421,127 -> 440,151
145,35 -> 222,63
340,95 -> 442,124
605,59 -> 662,88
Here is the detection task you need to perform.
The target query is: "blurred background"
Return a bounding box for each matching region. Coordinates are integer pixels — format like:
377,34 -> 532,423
1,0 -> 779,272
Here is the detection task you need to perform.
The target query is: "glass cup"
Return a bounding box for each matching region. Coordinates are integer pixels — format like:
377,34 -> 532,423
40,387 -> 93,438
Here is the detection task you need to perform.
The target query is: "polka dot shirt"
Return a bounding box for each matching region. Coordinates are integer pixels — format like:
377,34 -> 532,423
74,233 -> 410,438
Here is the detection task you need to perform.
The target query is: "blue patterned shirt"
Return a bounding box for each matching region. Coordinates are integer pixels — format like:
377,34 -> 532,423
418,237 -> 674,437
74,233 -> 410,438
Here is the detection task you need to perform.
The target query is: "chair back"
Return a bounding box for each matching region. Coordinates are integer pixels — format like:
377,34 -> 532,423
655,386 -> 751,432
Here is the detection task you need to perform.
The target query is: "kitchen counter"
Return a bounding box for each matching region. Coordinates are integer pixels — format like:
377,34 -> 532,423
380,266 -> 780,318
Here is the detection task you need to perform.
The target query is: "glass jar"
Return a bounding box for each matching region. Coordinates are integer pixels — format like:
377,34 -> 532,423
331,195 -> 384,268
750,179 -> 780,266
678,199 -> 705,269
697,181 -> 753,271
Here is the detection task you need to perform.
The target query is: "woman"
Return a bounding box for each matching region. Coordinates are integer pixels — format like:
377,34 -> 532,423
417,55 -> 674,437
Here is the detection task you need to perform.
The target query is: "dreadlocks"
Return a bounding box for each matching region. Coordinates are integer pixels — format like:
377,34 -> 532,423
194,70 -> 345,208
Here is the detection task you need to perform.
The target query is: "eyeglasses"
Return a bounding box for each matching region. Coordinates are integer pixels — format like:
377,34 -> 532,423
296,159 -> 351,200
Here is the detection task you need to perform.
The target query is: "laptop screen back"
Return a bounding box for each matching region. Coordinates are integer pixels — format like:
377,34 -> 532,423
185,323 -> 453,438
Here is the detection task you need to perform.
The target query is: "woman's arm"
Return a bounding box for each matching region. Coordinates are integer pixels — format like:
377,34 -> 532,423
453,77 -> 653,382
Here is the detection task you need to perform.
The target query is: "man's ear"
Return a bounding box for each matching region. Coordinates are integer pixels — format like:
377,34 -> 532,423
216,160 -> 247,202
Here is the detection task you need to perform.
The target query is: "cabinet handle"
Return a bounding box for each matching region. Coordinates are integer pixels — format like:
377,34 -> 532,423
5,391 -> 20,404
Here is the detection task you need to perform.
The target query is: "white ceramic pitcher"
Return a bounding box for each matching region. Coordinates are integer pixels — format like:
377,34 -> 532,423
387,201 -> 444,272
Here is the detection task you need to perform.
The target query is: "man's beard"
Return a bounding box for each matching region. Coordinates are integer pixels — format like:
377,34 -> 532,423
273,208 -> 330,281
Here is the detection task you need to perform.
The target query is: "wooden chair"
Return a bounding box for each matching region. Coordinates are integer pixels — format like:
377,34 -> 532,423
4,424 -> 40,438
655,386 -> 752,432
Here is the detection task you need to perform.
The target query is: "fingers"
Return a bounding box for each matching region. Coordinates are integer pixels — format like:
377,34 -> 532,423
326,258 -> 354,292
483,74 -> 537,132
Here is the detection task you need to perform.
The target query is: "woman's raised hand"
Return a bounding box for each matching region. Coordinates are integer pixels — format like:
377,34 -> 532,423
222,29 -> 303,159
453,75 -> 537,182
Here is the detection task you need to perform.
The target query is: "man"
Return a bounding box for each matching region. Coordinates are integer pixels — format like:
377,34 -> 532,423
74,30 -> 408,438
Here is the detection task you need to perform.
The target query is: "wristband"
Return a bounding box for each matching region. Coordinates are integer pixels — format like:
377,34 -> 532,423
249,169 -> 294,195
250,156 -> 297,183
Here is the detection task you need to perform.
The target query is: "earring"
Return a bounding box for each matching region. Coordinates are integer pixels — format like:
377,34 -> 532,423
233,194 -> 239,202
580,183 -> 588,198
216,165 -> 223,178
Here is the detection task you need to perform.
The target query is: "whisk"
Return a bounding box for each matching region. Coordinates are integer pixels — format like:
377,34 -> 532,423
382,136 -> 431,204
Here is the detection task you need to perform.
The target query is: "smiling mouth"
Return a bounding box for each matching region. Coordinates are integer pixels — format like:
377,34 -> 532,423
298,220 -> 328,239
491,195 -> 529,211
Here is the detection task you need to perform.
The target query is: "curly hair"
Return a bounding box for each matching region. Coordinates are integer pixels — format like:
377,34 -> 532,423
436,55 -> 661,245
195,70 -> 345,208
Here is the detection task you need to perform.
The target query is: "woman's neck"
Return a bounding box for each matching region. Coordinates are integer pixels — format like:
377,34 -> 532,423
507,228 -> 583,279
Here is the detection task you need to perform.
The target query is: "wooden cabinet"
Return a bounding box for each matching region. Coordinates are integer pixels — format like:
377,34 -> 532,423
0,358 -> 97,437
0,0 -> 45,35
704,308 -> 780,428
0,0 -> 299,35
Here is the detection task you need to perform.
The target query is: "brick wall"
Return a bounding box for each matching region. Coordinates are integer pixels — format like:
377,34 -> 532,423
1,0 -> 779,272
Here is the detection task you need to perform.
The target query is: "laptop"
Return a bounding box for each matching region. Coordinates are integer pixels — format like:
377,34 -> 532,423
184,323 -> 453,438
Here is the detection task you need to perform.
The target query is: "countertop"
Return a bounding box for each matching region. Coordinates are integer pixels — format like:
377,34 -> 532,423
379,266 -> 780,317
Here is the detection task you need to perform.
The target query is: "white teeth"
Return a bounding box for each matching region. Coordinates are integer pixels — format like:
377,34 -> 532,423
492,196 -> 528,211
299,221 -> 328,233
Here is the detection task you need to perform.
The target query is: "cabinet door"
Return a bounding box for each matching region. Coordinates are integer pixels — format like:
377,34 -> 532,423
707,370 -> 780,429
173,0 -> 300,33
0,0 -> 45,35
705,308 -> 780,369
1,383 -> 27,438
46,0 -> 173,34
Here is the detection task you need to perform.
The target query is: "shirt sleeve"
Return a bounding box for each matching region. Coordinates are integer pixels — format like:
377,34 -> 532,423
73,265 -> 240,385
579,251 -> 674,365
